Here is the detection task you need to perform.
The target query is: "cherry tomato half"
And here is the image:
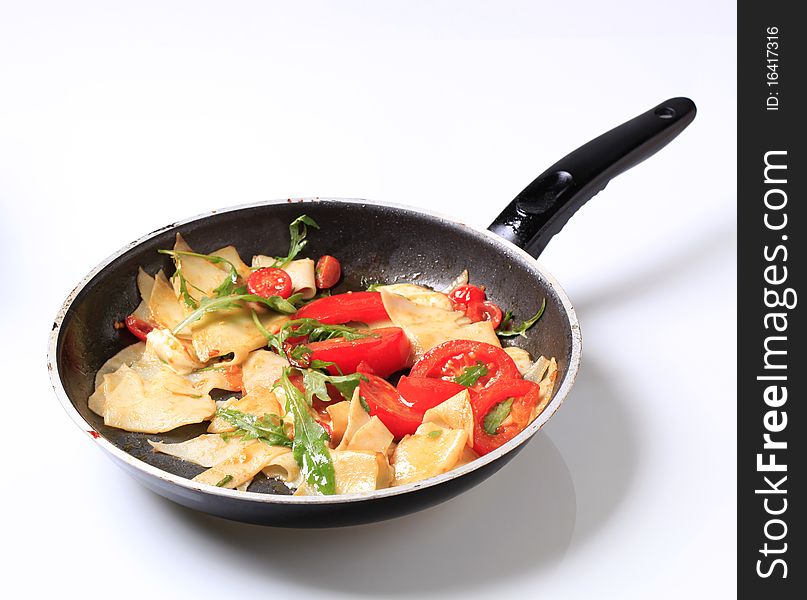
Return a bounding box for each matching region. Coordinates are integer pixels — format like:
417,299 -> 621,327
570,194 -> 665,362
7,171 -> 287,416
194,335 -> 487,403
472,379 -> 541,455
247,267 -> 293,299
294,291 -> 389,324
466,300 -> 503,329
397,376 -> 466,415
125,315 -> 154,341
448,284 -> 486,310
359,373 -> 421,438
307,327 -> 411,378
409,339 -> 520,392
315,255 -> 341,289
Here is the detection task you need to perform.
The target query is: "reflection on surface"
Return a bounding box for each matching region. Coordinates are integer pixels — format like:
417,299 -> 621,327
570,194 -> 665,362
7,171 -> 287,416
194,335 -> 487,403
548,357 -> 639,545
159,432 -> 576,595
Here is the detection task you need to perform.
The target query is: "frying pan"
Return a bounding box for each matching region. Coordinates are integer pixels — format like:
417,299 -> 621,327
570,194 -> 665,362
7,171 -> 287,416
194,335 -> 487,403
48,97 -> 696,527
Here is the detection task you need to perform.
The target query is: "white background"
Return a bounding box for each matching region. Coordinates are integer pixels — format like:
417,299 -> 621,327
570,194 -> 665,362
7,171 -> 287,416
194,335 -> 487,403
1,2 -> 736,598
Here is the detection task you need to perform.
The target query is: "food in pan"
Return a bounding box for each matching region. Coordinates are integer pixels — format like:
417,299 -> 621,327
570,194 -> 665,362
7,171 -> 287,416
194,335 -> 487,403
90,215 -> 558,495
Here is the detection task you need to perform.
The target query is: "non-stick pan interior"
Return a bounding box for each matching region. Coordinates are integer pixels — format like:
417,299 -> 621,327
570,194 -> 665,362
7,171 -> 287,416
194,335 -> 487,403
55,200 -> 575,493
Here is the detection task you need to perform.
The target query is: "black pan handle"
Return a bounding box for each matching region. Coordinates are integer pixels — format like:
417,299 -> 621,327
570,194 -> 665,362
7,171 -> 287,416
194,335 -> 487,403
488,97 -> 697,257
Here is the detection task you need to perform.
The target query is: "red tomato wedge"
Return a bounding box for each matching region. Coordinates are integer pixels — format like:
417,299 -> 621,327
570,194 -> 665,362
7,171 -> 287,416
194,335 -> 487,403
466,300 -> 503,329
409,340 -> 520,392
472,379 -> 541,455
397,376 -> 466,414
359,373 -> 421,438
125,315 -> 154,341
294,291 -> 389,324
315,255 -> 341,289
307,327 -> 410,378
448,284 -> 486,310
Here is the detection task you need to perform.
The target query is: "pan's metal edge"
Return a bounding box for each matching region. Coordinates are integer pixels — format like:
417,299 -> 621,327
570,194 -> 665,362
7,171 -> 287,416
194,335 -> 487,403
47,197 -> 582,506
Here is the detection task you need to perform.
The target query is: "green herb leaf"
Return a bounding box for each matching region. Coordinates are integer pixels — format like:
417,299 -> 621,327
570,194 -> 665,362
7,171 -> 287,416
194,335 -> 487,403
359,395 -> 371,413
498,310 -> 513,331
427,429 -> 442,439
158,249 -> 240,298
453,362 -> 489,387
482,398 -> 514,435
310,358 -> 339,372
287,343 -> 314,368
300,368 -> 366,404
173,269 -> 199,309
300,369 -> 332,404
250,309 -> 283,353
172,292 -> 303,334
366,283 -> 384,292
268,317 -> 375,346
273,215 -> 320,268
215,474 -> 234,487
215,408 -> 292,447
496,298 -> 547,338
329,373 -> 366,400
283,318 -> 378,343
277,369 -> 335,495
192,364 -> 228,373
252,314 -> 376,364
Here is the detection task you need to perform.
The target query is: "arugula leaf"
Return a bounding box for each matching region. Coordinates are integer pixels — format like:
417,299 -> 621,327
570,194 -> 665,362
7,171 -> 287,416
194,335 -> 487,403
482,398 -> 514,435
215,474 -> 234,487
215,408 -> 292,447
284,318 -> 378,343
285,343 -> 313,368
496,298 -> 546,338
277,369 -> 335,495
310,358 -> 339,372
192,364 -> 228,373
498,310 -> 513,331
273,215 -> 320,268
300,368 -> 366,404
250,310 -> 284,354
158,249 -> 240,298
172,292 -> 303,334
359,395 -> 371,413
300,368 -> 331,404
328,372 -> 367,400
453,362 -> 489,387
173,269 -> 200,309
251,313 -> 375,365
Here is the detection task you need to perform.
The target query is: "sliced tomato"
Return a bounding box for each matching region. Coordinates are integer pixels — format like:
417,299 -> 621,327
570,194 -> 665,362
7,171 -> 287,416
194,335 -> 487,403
397,376 -> 466,414
294,291 -> 389,324
307,327 -> 410,378
247,267 -> 292,299
409,340 -> 520,392
448,284 -> 486,310
472,379 -> 541,455
355,360 -> 375,374
315,255 -> 341,289
466,300 -> 503,329
359,373 -> 421,438
125,315 -> 154,341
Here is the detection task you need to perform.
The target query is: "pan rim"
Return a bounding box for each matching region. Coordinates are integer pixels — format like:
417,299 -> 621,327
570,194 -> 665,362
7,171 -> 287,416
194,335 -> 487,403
47,197 -> 582,505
